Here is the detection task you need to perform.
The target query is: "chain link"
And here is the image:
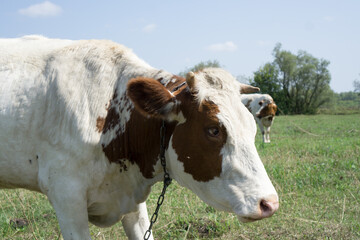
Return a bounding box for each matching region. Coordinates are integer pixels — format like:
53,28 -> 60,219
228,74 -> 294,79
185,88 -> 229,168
144,120 -> 172,240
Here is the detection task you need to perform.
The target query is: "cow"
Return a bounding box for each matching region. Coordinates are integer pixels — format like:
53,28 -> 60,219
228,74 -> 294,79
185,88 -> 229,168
241,94 -> 277,143
0,36 -> 279,240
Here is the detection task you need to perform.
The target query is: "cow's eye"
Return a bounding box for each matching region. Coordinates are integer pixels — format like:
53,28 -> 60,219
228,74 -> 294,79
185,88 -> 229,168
207,127 -> 220,137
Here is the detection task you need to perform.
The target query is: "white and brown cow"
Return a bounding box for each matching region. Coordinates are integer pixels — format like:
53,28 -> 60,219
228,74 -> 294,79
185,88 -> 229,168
0,36 -> 278,240
241,94 -> 277,143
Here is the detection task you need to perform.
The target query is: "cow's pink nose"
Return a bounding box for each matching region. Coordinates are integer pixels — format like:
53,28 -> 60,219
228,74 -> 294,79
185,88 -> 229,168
259,197 -> 279,218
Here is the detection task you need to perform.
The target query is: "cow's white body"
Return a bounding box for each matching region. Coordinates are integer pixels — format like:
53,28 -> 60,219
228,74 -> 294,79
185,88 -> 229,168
241,94 -> 277,143
0,36 -> 168,239
0,36 -> 278,240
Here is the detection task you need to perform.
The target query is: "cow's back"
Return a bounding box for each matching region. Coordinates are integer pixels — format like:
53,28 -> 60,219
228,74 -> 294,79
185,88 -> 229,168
0,36 -> 154,191
0,35 -> 75,134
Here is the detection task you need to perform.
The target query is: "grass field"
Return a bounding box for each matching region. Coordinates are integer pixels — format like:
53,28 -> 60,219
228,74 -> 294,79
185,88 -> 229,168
1,114 -> 359,239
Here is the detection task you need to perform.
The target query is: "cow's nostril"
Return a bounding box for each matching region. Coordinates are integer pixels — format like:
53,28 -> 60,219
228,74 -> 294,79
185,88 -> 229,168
260,200 -> 270,212
259,199 -> 279,218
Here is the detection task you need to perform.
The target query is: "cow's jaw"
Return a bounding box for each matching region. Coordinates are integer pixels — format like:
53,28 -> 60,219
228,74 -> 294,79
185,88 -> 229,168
220,143 -> 279,221
167,133 -> 278,222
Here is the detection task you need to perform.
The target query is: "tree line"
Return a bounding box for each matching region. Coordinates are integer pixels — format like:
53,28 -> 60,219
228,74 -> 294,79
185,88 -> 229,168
180,44 -> 359,114
250,43 -> 332,114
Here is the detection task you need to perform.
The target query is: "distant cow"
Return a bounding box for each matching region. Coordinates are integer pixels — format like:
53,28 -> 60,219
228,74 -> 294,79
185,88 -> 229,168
241,94 -> 277,143
0,36 -> 278,240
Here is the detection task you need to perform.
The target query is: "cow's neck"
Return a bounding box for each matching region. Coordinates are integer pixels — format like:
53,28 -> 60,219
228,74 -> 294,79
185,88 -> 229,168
103,111 -> 177,178
100,75 -> 182,183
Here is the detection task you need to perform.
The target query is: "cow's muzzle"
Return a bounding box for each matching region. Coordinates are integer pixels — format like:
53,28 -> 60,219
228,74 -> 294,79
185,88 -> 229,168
237,195 -> 279,222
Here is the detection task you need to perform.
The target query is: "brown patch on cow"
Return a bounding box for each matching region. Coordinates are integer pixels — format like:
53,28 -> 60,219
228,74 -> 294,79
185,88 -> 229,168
257,103 -> 277,118
102,90 -> 122,134
101,78 -> 182,178
103,109 -> 177,178
172,92 -> 227,182
245,99 -> 252,112
96,117 -> 105,133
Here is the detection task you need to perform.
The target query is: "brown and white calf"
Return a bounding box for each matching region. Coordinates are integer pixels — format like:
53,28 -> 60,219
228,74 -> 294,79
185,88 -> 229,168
241,94 -> 278,143
0,36 -> 278,240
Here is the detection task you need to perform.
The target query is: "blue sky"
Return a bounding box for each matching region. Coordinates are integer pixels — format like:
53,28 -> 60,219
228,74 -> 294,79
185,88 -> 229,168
1,1 -> 359,92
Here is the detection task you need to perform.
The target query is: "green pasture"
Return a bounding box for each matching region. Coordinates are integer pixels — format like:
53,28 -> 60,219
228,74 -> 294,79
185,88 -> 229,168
1,114 -> 359,239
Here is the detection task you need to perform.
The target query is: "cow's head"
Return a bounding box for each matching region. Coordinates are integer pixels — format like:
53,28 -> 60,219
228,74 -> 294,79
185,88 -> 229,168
127,68 -> 278,222
256,97 -> 278,127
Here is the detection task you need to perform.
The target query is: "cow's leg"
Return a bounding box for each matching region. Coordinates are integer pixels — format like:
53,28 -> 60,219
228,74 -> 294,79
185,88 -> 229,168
255,119 -> 266,143
265,127 -> 271,143
260,125 -> 266,143
121,202 -> 153,240
46,180 -> 91,240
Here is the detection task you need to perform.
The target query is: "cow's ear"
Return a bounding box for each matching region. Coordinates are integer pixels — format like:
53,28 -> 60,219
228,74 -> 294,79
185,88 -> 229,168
127,77 -> 177,119
240,83 -> 260,94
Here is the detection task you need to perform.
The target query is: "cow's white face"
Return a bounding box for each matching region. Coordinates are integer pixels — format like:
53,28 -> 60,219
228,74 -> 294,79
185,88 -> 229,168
126,68 -> 278,222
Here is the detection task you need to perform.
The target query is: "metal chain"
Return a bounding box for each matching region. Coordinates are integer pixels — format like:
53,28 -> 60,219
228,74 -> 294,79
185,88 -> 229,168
144,120 -> 172,240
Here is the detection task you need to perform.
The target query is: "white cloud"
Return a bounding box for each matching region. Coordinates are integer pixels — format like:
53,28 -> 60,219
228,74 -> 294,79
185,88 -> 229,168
18,1 -> 62,17
142,24 -> 157,33
206,41 -> 238,52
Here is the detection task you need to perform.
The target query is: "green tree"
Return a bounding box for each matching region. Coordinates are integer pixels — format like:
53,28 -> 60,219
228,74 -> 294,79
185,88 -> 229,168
354,77 -> 360,93
250,63 -> 287,113
252,43 -> 332,114
179,60 -> 221,77
339,91 -> 359,101
293,51 -> 331,113
251,63 -> 280,94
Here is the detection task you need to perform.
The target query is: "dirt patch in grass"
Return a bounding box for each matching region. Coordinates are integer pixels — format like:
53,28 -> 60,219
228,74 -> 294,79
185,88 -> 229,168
175,217 -> 229,239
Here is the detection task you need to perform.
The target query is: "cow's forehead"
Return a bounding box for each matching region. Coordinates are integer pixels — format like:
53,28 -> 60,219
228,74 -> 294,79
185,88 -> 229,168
192,68 -> 241,103
192,68 -> 255,132
261,94 -> 274,103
